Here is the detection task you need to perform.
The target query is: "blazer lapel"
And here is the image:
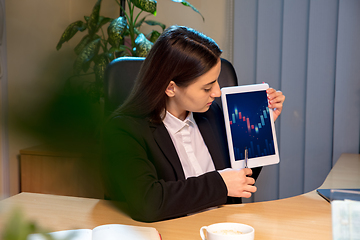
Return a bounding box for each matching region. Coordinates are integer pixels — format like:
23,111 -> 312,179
150,121 -> 186,180
193,114 -> 228,170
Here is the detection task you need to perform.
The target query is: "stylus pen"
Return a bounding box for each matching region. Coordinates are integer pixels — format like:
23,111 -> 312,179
244,148 -> 248,168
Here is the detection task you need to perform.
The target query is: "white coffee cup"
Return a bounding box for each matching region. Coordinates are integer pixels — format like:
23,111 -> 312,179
200,222 -> 254,240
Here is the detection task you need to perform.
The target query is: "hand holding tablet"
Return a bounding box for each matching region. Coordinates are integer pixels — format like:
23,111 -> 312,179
221,83 -> 280,169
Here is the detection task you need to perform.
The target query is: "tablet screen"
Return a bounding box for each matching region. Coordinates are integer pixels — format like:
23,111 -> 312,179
225,90 -> 275,161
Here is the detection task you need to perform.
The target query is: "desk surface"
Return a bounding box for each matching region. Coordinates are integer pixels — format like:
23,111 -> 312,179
1,153 -> 359,240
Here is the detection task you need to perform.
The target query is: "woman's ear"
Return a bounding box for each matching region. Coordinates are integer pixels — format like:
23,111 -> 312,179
165,81 -> 176,97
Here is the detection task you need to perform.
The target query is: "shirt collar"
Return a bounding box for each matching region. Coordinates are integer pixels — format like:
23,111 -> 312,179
163,111 -> 196,134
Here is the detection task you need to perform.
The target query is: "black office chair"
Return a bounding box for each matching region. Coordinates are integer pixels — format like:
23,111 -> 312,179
104,57 -> 238,116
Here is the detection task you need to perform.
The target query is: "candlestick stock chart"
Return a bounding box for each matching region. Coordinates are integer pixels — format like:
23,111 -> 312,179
226,90 -> 275,161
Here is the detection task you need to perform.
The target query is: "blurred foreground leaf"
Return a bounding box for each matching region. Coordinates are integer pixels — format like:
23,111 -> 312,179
1,208 -> 75,240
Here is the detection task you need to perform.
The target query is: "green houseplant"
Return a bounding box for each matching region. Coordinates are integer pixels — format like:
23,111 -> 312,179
1,208 -> 59,240
56,0 -> 204,103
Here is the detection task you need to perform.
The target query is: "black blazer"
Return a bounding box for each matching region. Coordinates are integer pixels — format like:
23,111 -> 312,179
102,102 -> 261,222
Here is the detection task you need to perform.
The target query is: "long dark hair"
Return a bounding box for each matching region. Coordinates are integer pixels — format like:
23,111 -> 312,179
112,25 -> 222,123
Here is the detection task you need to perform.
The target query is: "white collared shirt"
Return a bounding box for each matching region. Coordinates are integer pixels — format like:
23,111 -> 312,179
163,111 -> 215,178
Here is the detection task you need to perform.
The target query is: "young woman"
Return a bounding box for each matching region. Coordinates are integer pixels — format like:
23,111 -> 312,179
102,25 -> 285,222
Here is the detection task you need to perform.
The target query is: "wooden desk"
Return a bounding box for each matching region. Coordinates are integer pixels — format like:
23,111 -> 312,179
1,153 -> 359,240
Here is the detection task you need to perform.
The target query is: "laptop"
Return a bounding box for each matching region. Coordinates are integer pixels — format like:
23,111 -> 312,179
316,188 -> 360,203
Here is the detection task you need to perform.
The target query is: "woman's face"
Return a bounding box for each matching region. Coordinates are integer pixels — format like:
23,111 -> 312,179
166,59 -> 222,120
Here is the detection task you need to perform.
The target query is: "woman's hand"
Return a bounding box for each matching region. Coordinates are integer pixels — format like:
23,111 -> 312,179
219,168 -> 257,198
267,88 -> 285,122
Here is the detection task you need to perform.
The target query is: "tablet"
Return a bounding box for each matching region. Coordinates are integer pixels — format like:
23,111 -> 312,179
221,83 -> 280,169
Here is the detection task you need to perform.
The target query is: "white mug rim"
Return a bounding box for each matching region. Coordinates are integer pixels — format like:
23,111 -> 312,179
206,222 -> 254,236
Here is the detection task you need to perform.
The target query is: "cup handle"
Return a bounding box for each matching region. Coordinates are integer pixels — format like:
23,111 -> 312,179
200,226 -> 208,240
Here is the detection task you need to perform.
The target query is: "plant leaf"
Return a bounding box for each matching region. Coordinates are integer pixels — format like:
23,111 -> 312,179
109,45 -> 130,54
134,33 -> 153,57
171,0 -> 204,21
56,21 -> 87,50
144,20 -> 166,31
1,209 -> 53,240
107,16 -> 127,48
94,54 -> 109,85
88,0 -> 102,36
148,30 -> 161,43
123,27 -> 131,37
98,16 -> 113,29
130,0 -> 157,15
134,16 -> 147,28
134,28 -> 141,35
73,38 -> 101,74
74,35 -> 91,55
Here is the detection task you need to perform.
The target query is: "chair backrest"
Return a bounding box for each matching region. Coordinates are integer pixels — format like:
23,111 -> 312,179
104,57 -> 238,116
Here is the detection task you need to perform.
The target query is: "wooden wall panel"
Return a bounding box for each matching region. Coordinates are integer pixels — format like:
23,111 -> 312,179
20,145 -> 104,199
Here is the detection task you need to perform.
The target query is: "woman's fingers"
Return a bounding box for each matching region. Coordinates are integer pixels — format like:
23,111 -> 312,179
219,168 -> 258,198
266,88 -> 285,121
